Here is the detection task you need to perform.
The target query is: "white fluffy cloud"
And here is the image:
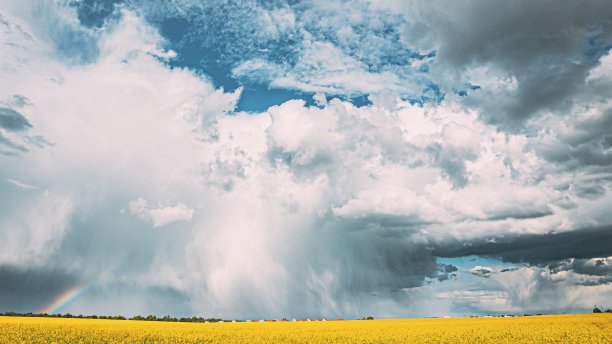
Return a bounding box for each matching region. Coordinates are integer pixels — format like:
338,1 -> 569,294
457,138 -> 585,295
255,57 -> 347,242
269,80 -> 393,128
1,0 -> 611,319
233,40 -> 418,96
128,197 -> 194,228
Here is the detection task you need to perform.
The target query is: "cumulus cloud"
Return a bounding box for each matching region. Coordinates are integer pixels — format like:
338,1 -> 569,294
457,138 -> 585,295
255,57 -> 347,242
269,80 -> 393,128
0,1 -> 239,314
232,40 -> 422,96
128,197 -> 194,228
0,0 -> 611,319
123,0 -> 435,101
375,0 -> 612,127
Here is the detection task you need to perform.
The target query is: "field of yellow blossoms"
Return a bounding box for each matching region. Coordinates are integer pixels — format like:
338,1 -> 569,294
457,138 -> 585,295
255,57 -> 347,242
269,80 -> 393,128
1,313 -> 611,343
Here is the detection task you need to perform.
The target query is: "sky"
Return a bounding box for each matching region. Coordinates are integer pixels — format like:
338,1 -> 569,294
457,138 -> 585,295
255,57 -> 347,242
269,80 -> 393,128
1,0 -> 612,319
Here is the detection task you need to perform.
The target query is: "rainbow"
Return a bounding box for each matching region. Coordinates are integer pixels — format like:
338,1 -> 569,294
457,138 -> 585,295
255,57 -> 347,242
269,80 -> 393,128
41,285 -> 89,314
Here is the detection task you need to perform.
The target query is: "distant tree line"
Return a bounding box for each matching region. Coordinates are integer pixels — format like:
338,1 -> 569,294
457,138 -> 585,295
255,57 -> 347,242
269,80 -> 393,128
130,315 -> 223,323
0,312 -> 126,320
592,306 -> 612,313
0,312 -> 222,322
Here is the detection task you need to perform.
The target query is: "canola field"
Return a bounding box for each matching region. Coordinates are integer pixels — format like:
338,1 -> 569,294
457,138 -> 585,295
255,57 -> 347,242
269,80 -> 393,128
1,314 -> 611,343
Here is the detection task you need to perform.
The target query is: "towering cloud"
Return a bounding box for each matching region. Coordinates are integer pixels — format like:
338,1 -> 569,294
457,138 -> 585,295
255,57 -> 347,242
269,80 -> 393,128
0,0 -> 610,318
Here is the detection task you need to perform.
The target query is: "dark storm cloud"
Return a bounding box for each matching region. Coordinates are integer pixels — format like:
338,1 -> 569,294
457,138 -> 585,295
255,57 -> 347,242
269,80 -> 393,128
57,203 -> 194,278
568,109 -> 612,148
575,277 -> 612,286
307,223 -> 441,293
549,258 -> 612,277
0,265 -> 80,313
77,283 -> 195,317
408,0 -> 612,128
0,199 -> 197,316
574,184 -> 607,200
435,264 -> 458,282
547,258 -> 612,286
427,142 -> 473,188
0,107 -> 32,132
535,107 -> 612,170
432,225 -> 612,265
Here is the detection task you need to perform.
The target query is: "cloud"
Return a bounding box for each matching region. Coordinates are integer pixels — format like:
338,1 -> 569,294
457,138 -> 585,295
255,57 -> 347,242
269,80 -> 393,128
432,225 -> 612,265
0,265 -> 79,313
549,257 -> 612,284
0,1 -> 241,315
124,0 -> 436,101
376,0 -> 612,128
128,197 -> 194,228
465,266 -> 494,278
0,107 -> 31,131
533,106 -> 612,170
0,0 -> 611,319
332,186 -> 442,227
4,178 -> 35,190
0,191 -> 75,267
0,132 -> 27,155
1,94 -> 32,107
437,290 -> 519,313
232,40 -> 422,96
431,262 -> 612,315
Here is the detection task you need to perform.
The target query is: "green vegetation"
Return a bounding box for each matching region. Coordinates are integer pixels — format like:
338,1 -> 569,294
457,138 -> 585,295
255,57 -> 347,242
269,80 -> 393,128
593,306 -> 612,313
0,312 -> 221,323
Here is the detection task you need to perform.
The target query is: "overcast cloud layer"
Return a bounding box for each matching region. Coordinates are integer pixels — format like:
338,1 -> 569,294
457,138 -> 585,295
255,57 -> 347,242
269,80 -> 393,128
1,0 -> 611,319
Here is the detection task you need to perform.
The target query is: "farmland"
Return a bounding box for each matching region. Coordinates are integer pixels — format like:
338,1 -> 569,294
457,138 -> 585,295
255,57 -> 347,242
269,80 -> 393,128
1,313 -> 611,343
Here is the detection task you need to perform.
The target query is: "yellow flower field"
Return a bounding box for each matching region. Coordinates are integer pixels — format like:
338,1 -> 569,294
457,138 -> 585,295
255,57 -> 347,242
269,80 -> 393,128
1,314 -> 610,343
